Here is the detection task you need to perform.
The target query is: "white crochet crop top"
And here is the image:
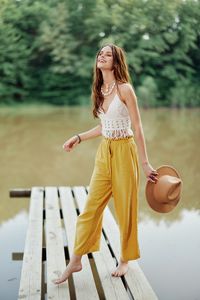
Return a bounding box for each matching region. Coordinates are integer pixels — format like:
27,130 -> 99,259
97,93 -> 134,139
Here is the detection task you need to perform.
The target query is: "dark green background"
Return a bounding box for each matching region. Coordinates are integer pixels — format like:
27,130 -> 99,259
0,0 -> 199,108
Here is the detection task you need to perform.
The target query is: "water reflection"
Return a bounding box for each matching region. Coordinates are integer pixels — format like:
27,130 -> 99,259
0,105 -> 200,299
139,209 -> 200,300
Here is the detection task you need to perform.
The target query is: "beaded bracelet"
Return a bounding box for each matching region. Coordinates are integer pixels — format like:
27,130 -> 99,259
76,134 -> 81,144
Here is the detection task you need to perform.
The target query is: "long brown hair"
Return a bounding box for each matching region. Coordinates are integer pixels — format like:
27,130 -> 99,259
91,43 -> 131,118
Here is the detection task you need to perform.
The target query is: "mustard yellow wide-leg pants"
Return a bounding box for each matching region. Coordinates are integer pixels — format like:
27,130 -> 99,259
73,136 -> 140,261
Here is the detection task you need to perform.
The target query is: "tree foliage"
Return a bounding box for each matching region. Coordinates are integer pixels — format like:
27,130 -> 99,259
0,0 -> 199,107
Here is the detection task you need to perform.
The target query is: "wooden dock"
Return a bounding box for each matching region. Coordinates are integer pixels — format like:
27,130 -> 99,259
10,186 -> 158,300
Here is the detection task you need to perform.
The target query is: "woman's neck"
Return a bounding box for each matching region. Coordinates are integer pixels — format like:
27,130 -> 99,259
101,70 -> 115,86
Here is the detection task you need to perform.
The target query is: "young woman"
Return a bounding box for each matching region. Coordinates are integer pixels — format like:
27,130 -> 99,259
53,44 -> 158,284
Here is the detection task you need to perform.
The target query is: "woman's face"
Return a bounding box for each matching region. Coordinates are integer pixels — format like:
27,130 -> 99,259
96,46 -> 114,71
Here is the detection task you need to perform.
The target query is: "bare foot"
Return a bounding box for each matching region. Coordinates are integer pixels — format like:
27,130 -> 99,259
52,261 -> 82,284
111,258 -> 128,277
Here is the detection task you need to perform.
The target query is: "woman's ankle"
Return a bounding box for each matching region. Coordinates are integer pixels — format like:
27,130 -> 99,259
71,253 -> 82,263
120,257 -> 128,263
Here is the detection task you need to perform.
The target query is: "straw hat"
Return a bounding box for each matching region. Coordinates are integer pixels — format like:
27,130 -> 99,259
145,165 -> 183,213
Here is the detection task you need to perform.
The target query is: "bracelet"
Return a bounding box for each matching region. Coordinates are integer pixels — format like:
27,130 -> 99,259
75,134 -> 81,144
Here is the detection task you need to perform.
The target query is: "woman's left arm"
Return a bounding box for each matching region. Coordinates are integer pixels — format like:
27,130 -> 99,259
121,83 -> 158,183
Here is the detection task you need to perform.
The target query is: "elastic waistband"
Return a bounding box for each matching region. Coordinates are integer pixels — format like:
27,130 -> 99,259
102,135 -> 134,143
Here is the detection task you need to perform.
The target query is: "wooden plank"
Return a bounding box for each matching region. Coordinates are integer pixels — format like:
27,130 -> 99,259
86,186 -> 159,300
18,187 -> 43,300
10,188 -> 31,197
73,186 -> 130,300
59,186 -> 99,299
45,187 -> 70,299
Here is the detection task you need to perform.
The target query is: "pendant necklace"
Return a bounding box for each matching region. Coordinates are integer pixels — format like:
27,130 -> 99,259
101,80 -> 116,96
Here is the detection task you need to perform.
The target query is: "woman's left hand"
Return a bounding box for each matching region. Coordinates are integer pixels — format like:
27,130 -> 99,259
142,162 -> 158,183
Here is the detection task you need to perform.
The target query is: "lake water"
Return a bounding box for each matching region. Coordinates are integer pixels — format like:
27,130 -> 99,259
0,104 -> 199,300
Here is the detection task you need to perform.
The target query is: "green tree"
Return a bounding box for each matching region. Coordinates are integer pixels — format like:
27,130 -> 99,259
0,0 -> 199,107
137,76 -> 159,108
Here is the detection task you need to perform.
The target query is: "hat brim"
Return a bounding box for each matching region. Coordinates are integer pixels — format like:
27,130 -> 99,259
145,165 -> 182,213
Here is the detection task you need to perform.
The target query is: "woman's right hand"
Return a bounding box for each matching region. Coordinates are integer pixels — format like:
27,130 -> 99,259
62,135 -> 80,152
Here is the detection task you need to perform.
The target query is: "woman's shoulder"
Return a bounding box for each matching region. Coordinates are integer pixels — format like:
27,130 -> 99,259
117,82 -> 135,102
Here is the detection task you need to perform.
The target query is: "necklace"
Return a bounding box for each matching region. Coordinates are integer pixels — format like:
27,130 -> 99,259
101,80 -> 116,96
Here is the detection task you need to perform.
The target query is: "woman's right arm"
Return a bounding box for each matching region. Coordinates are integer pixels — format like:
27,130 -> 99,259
78,124 -> 102,142
63,124 -> 102,152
